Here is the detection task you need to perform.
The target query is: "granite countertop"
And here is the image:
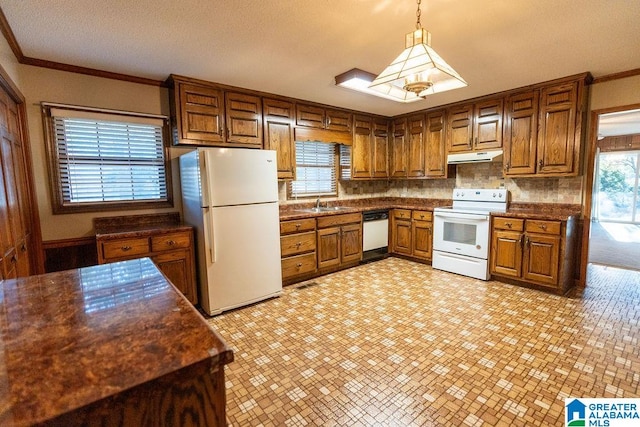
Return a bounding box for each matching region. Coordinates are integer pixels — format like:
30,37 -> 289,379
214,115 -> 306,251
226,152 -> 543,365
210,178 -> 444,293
279,197 -> 451,220
0,258 -> 233,426
94,212 -> 191,238
279,197 -> 580,221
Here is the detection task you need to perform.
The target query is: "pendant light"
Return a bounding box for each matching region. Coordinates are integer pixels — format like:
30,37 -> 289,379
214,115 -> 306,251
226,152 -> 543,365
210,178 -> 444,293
368,0 -> 467,100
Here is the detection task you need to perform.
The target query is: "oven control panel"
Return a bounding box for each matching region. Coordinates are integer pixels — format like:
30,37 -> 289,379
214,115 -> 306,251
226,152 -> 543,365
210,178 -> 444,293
453,188 -> 509,202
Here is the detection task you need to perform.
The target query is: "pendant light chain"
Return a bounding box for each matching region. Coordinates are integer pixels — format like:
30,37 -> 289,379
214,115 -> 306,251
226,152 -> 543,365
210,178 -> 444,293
415,0 -> 422,29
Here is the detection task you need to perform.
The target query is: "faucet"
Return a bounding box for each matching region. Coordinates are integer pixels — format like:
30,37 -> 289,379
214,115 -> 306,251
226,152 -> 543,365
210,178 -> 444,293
315,197 -> 321,209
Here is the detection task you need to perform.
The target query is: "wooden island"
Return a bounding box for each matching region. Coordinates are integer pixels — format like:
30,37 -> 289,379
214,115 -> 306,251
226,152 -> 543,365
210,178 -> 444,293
0,258 -> 233,426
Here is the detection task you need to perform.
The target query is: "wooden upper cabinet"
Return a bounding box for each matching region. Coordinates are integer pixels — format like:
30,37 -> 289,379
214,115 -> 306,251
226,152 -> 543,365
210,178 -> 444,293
169,75 -> 263,147
372,119 -> 389,178
352,115 -> 373,179
325,108 -> 352,133
390,118 -> 408,178
537,81 -> 579,175
474,98 -> 503,151
225,92 -> 263,146
407,114 -> 426,177
176,82 -> 225,145
296,103 -> 325,129
504,90 -> 539,176
447,104 -> 473,153
296,103 -> 352,133
447,98 -> 503,153
263,98 -> 295,180
425,109 -> 447,178
503,76 -> 586,178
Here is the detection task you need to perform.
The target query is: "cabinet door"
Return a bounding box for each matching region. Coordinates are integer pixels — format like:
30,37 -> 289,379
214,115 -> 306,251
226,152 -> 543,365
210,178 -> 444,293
504,90 -> 538,176
340,223 -> 362,264
296,103 -> 325,129
390,118 -> 407,178
225,92 -> 262,146
391,216 -> 412,255
153,249 -> 197,304
537,81 -> 578,175
412,220 -> 432,260
325,108 -> 352,133
407,114 -> 425,177
178,82 -> 224,144
372,119 -> 389,178
352,115 -> 372,179
425,110 -> 447,178
523,233 -> 560,286
317,227 -> 341,269
263,98 -> 295,180
490,230 -> 523,278
474,98 -> 503,151
447,104 -> 473,153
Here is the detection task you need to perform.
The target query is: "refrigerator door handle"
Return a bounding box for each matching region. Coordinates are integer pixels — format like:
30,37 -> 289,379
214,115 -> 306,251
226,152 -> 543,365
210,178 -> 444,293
209,208 -> 217,263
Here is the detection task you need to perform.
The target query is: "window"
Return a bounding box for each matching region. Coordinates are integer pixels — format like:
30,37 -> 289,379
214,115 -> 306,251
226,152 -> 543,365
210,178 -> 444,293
289,141 -> 338,198
43,103 -> 172,213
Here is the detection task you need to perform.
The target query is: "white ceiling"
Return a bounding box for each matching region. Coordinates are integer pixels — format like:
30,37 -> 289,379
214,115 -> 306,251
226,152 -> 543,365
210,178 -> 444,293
1,0 -> 640,117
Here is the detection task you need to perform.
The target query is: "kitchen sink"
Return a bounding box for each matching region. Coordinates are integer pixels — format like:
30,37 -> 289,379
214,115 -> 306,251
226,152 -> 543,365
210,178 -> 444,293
297,206 -> 352,213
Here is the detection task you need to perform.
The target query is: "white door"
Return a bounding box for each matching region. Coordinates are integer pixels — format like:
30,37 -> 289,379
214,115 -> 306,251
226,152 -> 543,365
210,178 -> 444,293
201,148 -> 278,207
200,202 -> 282,315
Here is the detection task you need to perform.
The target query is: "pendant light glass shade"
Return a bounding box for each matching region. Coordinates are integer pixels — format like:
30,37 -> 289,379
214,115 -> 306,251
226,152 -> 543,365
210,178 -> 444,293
369,27 -> 467,99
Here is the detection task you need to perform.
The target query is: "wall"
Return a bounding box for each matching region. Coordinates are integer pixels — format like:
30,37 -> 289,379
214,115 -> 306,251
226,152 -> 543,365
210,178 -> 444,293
0,32 -> 21,90
590,75 -> 640,111
17,64 -> 184,241
279,162 -> 583,206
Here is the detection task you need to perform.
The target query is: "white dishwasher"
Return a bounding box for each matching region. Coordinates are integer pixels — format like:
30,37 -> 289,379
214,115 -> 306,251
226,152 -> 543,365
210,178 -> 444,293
362,209 -> 389,263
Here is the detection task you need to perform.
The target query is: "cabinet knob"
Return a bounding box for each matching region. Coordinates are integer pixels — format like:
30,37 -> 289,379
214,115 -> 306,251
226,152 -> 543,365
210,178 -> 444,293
121,246 -> 132,251
420,214 -> 424,219
20,244 -> 27,252
167,240 -> 176,246
538,160 -> 543,168
296,242 -> 302,247
296,263 -> 303,268
10,254 -> 17,263
505,162 -> 510,170
540,224 -> 547,230
295,223 -> 301,229
505,222 -> 512,228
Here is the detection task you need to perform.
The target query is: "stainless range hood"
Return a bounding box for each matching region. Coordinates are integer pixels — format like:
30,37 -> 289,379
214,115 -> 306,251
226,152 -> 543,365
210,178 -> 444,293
447,150 -> 503,164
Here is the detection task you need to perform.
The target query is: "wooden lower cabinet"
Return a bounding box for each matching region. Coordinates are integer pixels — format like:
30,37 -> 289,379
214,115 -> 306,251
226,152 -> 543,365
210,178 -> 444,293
96,227 -> 198,304
390,209 -> 433,262
317,213 -> 362,271
280,218 -> 317,281
490,216 -> 574,293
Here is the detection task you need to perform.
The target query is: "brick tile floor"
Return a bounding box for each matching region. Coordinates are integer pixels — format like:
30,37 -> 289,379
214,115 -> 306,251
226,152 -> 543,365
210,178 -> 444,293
209,258 -> 640,426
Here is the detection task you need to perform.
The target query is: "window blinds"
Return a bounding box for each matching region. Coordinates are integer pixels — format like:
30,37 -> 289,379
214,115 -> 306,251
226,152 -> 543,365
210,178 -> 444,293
290,141 -> 337,197
50,107 -> 168,205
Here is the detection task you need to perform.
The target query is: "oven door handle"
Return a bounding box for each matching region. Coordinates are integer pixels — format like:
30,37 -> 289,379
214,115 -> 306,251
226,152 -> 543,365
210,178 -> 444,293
434,212 -> 489,221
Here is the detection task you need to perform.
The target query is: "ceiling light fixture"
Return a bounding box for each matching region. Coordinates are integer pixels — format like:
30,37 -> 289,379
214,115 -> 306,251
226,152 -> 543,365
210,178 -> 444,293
334,68 -> 423,103
369,0 -> 467,100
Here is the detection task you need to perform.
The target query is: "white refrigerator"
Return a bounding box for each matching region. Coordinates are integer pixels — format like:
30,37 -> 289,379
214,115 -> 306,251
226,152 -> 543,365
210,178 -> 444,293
179,148 -> 283,316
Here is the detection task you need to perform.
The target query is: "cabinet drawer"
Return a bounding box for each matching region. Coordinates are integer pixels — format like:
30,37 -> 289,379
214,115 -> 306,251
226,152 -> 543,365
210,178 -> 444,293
493,217 -> 524,231
317,213 -> 361,229
525,220 -> 561,235
393,209 -> 411,220
151,232 -> 191,252
280,232 -> 316,257
282,253 -> 316,279
280,218 -> 316,235
102,237 -> 149,260
412,210 -> 432,221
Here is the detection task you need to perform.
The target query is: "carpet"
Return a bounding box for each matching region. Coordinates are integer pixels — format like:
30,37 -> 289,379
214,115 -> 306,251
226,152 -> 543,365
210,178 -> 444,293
588,221 -> 640,271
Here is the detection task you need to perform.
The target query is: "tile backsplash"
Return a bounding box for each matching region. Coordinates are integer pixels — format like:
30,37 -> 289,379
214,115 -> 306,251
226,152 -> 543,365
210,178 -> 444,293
279,162 -> 583,205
